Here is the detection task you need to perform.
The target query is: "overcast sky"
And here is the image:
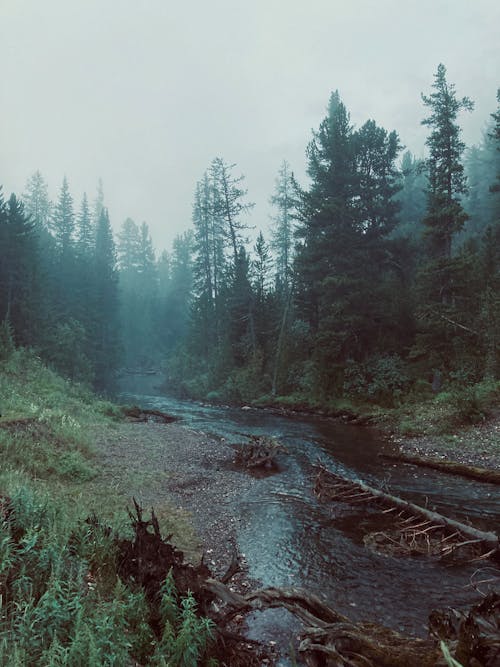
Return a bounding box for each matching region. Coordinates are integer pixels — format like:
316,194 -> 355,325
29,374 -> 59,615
1,0 -> 499,252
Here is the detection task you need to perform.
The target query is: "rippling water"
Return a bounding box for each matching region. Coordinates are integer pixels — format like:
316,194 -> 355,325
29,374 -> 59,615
119,376 -> 500,655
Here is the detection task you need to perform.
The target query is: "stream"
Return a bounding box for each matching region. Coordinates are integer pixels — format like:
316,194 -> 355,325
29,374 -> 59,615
118,376 -> 500,659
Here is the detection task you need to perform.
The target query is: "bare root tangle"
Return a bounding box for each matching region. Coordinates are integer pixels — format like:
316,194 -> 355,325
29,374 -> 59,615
234,435 -> 288,469
108,501 -> 499,666
115,501 -> 272,665
117,498 -> 214,613
314,465 -> 500,562
429,592 -> 500,667
203,579 -> 441,667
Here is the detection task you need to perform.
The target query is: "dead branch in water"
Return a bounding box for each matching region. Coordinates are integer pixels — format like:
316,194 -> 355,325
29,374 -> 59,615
204,579 -> 441,667
314,465 -> 499,561
380,451 -> 500,485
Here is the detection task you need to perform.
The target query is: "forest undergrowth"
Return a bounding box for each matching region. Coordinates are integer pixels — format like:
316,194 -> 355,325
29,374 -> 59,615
0,348 -> 217,666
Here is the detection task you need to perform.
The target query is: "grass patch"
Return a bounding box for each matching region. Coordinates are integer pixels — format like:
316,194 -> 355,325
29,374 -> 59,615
387,379 -> 500,437
0,348 -> 214,665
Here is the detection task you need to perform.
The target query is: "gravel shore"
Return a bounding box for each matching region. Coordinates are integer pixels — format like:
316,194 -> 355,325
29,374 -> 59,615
93,420 -> 259,583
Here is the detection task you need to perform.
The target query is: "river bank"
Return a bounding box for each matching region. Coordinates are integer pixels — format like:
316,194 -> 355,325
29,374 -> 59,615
387,413 -> 500,471
240,384 -> 500,474
91,419 -> 259,582
3,351 -> 499,665
165,374 -> 500,474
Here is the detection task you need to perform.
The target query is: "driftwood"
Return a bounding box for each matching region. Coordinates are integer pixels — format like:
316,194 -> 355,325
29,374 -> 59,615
380,451 -> 500,485
203,579 -> 442,666
314,465 -> 499,561
234,435 -> 288,469
102,500 -> 499,666
429,592 -> 500,667
123,406 -> 177,424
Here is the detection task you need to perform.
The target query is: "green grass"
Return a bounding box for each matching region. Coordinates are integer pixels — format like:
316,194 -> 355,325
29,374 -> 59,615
0,348 -> 216,666
385,379 -> 500,437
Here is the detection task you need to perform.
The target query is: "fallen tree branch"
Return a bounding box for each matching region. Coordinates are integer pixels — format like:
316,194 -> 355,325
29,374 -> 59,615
418,309 -> 480,336
204,579 -> 343,628
380,452 -> 500,485
314,465 -> 499,559
234,435 -> 288,470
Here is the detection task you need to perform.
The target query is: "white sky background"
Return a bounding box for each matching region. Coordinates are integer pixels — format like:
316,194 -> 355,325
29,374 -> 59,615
1,0 -> 499,252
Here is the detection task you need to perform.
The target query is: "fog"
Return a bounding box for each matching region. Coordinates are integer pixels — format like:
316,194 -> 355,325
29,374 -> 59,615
1,0 -> 499,251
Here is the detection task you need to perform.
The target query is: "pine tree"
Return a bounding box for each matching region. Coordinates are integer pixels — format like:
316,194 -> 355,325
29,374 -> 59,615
210,158 -> 254,266
228,246 -> 255,365
415,66 -> 476,376
356,119 -> 401,237
421,64 -> 473,260
0,192 -> 39,345
49,177 -> 79,326
490,89 -> 500,204
93,208 -> 120,390
270,160 -> 297,289
76,193 -> 94,258
93,178 -> 105,227
117,218 -> 141,273
22,171 -> 52,231
252,231 -> 275,371
52,176 -> 76,254
480,88 -> 500,378
162,232 -> 194,354
294,92 -> 403,396
394,151 -> 427,240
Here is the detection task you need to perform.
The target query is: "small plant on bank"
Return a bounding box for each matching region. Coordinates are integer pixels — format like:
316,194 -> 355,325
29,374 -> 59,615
153,576 -> 215,667
0,490 -> 217,666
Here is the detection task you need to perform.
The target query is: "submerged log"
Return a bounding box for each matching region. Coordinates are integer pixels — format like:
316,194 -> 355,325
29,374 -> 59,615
314,465 -> 499,560
380,451 -> 500,485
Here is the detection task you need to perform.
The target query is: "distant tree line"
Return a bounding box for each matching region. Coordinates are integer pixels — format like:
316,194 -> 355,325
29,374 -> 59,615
167,64 -> 500,405
1,64 -> 499,404
0,175 -> 194,391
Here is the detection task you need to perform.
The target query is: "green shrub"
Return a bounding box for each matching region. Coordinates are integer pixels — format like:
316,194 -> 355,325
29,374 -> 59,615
152,575 -> 215,667
0,319 -> 15,362
0,489 -> 216,666
343,355 -> 410,406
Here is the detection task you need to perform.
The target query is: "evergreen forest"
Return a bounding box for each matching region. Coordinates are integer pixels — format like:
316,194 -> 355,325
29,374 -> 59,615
2,64 -> 500,413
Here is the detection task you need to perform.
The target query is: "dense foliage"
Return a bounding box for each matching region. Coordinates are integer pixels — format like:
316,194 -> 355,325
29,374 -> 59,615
1,64 -> 499,407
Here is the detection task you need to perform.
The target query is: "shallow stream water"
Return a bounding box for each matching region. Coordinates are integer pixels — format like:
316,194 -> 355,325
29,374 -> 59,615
118,376 -> 500,660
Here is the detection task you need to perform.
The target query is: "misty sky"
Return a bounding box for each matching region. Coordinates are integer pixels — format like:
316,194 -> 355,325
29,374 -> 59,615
1,0 -> 499,252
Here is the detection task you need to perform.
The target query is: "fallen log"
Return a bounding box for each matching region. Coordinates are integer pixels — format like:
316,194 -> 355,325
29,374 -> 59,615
380,451 -> 500,485
315,465 -> 499,560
